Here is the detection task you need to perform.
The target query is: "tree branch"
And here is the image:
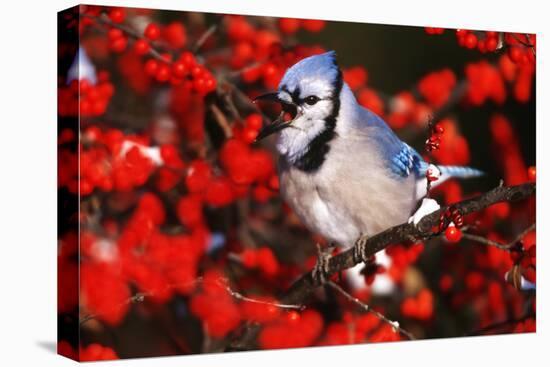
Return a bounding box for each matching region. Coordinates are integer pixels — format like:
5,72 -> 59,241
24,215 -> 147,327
462,222 -> 536,251
228,182 -> 535,350
327,281 -> 416,340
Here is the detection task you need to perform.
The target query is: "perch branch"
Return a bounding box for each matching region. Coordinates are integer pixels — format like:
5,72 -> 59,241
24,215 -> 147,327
228,182 -> 535,350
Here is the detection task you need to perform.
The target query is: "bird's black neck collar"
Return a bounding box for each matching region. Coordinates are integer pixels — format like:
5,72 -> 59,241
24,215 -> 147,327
293,68 -> 343,173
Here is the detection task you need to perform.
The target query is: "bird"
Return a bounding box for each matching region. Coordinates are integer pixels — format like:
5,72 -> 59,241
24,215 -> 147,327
254,51 -> 482,283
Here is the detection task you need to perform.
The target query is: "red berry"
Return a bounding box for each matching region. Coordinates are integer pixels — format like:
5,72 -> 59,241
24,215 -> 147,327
176,195 -> 203,227
241,127 -> 258,144
133,39 -> 150,55
180,51 -> 196,67
171,60 -> 187,78
144,59 -> 159,76
245,114 -> 263,130
241,249 -> 258,268
107,28 -> 123,41
155,64 -> 171,82
279,18 -> 301,34
286,310 -> 300,323
527,166 -> 536,181
185,160 -> 212,193
190,65 -> 204,78
109,36 -> 127,53
108,8 -> 125,23
486,37 -> 498,52
301,19 -> 325,32
508,46 -> 523,63
444,226 -> 462,243
205,177 -> 234,207
464,33 -> 478,49
144,23 -> 161,40
163,22 -> 187,49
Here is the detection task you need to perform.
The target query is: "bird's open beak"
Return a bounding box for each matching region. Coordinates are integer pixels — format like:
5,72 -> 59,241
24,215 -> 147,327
253,92 -> 296,141
255,111 -> 289,141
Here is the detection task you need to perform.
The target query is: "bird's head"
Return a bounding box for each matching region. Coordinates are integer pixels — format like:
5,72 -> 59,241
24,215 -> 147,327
254,51 -> 344,166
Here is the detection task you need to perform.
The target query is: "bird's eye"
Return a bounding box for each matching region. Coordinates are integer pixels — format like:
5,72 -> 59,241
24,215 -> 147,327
304,95 -> 320,105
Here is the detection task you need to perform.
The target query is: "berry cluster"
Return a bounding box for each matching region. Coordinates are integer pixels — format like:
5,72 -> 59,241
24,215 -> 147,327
278,18 -> 326,35
401,289 -> 434,321
258,309 -> 323,349
58,341 -> 119,361
59,127 -> 171,195
189,271 -> 242,338
464,60 -> 506,106
431,119 -> 471,166
426,28 -> 536,65
143,52 -> 217,95
78,193 -> 208,324
385,243 -> 426,282
223,15 -> 327,89
239,247 -> 280,277
319,312 -> 400,345
418,69 -> 456,108
58,73 -> 114,117
425,121 -> 445,152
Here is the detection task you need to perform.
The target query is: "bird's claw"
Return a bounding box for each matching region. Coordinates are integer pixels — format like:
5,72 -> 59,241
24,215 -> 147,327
312,243 -> 335,284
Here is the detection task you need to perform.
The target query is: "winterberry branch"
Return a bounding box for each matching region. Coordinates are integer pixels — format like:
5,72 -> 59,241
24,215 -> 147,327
462,222 -> 536,251
510,33 -> 536,56
82,12 -> 167,62
193,23 -> 218,53
327,281 -> 416,340
79,277 -> 302,326
228,182 -> 535,350
285,182 -> 535,303
80,292 -> 150,326
209,104 -> 234,138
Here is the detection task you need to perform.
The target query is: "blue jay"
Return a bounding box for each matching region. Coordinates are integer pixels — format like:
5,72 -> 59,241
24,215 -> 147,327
255,51 -> 482,282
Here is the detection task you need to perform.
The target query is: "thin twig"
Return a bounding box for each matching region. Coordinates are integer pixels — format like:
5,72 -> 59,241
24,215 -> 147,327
327,281 -> 416,340
80,292 -> 151,325
193,24 -> 218,53
209,104 -> 234,138
219,280 -> 304,310
79,275 -> 302,326
82,12 -> 167,62
462,222 -> 536,251
467,312 -> 535,336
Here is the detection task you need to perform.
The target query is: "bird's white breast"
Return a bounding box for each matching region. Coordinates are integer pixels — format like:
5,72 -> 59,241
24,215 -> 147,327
279,132 -> 417,248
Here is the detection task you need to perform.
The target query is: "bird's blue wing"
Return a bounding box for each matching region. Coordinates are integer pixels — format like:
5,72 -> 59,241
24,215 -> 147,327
389,143 -> 427,179
359,109 -> 426,179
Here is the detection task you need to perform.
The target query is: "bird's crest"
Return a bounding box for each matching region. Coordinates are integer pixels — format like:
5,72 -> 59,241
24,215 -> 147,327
279,51 -> 340,92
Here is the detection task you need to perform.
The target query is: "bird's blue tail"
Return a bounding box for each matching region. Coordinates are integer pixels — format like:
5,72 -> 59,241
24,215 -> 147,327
438,165 -> 484,179
415,163 -> 484,198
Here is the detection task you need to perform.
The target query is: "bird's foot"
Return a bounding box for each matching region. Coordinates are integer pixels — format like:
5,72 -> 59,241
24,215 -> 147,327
312,243 -> 335,285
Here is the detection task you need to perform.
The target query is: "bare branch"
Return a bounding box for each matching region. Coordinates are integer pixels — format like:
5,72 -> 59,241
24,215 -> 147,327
193,24 -> 218,53
327,281 -> 416,340
209,104 -> 234,138
82,12 -> 167,62
462,222 -> 535,251
228,182 -> 535,350
79,276 -> 302,326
